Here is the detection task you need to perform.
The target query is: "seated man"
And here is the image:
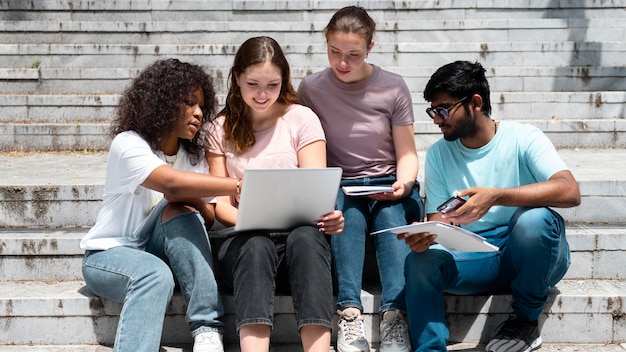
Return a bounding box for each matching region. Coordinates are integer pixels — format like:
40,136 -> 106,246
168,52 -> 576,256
400,60 -> 581,352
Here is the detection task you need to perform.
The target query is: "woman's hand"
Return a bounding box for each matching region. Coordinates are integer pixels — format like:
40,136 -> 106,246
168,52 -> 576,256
318,210 -> 344,235
369,179 -> 412,201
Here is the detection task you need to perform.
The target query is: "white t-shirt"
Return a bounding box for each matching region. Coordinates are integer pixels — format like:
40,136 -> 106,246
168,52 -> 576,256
80,131 -> 215,250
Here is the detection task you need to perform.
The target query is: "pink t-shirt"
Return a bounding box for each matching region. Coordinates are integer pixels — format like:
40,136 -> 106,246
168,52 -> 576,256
297,65 -> 414,179
207,103 -> 326,182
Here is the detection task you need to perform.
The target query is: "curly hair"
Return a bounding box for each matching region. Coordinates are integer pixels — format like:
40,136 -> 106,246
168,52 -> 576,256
219,36 -> 297,153
110,58 -> 217,164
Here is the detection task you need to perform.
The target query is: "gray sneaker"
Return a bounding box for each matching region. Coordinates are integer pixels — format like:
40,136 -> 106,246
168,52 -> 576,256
336,307 -> 370,352
379,310 -> 411,352
485,316 -> 542,352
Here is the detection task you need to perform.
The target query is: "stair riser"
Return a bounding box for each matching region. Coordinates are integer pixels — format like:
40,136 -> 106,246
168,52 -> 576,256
3,130 -> 626,152
2,195 -> 622,227
0,296 -> 621,345
3,75 -> 624,95
3,248 -> 622,283
2,45 -> 625,70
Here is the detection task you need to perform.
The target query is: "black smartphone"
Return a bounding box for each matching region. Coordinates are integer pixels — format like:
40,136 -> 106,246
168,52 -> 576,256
437,196 -> 466,214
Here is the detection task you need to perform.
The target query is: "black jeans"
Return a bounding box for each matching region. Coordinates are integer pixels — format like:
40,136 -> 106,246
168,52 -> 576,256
216,225 -> 333,332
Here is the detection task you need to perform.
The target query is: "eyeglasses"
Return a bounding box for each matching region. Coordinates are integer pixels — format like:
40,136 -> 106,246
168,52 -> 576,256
425,96 -> 469,120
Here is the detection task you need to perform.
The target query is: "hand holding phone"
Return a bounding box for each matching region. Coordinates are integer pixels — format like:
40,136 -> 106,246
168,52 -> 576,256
437,196 -> 466,214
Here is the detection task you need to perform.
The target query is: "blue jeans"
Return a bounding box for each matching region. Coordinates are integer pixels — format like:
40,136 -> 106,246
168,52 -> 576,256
333,175 -> 424,313
82,210 -> 223,352
216,225 -> 334,332
404,207 -> 570,351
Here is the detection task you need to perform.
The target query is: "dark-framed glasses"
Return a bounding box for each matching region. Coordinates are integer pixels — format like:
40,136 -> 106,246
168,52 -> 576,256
425,96 -> 470,120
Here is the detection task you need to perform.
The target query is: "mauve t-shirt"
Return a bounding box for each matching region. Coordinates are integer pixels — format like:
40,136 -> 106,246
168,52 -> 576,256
298,65 -> 414,179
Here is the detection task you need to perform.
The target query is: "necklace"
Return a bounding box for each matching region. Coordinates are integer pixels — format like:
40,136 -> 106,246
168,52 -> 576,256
493,119 -> 498,134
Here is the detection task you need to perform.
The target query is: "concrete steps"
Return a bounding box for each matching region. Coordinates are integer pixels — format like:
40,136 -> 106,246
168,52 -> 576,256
1,149 -> 625,348
2,148 -> 626,227
1,0 -> 624,151
1,278 -> 623,346
2,344 -> 625,352
2,222 -> 625,282
1,0 -> 625,349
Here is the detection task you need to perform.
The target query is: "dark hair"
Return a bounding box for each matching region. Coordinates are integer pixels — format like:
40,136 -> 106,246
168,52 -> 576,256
111,58 -> 217,164
219,36 -> 297,153
324,6 -> 376,46
423,61 -> 492,116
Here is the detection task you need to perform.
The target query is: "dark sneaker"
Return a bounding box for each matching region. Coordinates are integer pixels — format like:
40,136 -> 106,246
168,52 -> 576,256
485,316 -> 542,352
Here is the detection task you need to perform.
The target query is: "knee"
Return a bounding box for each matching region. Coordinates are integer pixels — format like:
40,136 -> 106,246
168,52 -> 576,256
288,226 -> 326,246
239,235 -> 276,264
161,202 -> 194,222
404,249 -> 448,287
287,226 -> 330,257
136,262 -> 175,297
509,207 -> 564,243
405,250 -> 429,275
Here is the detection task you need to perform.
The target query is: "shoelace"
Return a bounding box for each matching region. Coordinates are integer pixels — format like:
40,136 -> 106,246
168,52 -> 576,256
381,317 -> 408,344
340,316 -> 366,343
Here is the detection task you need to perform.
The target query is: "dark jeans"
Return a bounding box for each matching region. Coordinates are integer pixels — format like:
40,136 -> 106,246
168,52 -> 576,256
216,225 -> 333,333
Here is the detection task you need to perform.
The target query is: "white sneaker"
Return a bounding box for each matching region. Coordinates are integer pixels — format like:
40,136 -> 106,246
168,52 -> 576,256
193,331 -> 224,352
336,307 -> 370,352
379,310 -> 411,352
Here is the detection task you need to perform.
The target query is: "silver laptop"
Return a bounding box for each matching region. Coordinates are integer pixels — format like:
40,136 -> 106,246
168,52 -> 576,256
217,167 -> 342,237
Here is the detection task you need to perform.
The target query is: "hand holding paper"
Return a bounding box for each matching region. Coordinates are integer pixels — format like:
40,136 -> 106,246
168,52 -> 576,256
372,221 -> 498,252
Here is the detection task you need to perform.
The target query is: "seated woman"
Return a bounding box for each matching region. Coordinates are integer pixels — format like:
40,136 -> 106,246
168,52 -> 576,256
80,58 -> 241,352
206,36 -> 344,352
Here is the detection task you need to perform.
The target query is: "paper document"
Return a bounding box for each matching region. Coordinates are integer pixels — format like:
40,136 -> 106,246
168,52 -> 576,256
342,185 -> 394,196
371,221 -> 499,252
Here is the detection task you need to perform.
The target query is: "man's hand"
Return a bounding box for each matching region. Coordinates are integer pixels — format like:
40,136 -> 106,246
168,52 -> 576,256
441,187 -> 496,224
398,231 -> 437,253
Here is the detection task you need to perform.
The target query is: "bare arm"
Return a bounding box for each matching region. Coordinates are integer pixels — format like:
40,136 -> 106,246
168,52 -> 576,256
297,140 -> 326,168
206,152 -> 239,226
142,164 -> 238,198
444,170 -> 581,225
370,124 -> 418,201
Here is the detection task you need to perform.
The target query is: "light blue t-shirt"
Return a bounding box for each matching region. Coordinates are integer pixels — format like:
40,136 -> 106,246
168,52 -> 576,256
424,121 -> 569,234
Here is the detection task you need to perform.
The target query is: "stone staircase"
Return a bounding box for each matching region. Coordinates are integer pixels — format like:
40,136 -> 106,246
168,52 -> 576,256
1,1 -> 625,351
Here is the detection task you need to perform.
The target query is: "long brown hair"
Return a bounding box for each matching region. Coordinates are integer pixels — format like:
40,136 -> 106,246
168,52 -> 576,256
219,36 -> 297,153
324,6 -> 376,46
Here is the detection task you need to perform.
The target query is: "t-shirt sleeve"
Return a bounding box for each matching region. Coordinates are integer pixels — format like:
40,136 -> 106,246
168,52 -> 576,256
108,132 -> 165,194
206,117 -> 226,156
521,126 -> 569,182
391,75 -> 414,126
293,105 -> 326,151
